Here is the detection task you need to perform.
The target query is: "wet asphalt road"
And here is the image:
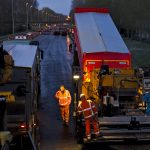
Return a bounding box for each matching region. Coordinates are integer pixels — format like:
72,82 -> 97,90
36,35 -> 150,150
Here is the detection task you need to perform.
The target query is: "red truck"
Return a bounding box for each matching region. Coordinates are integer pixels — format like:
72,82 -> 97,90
74,8 -> 131,82
73,8 -> 150,143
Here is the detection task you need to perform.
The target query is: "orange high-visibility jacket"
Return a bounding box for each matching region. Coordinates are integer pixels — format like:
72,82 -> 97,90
78,99 -> 98,119
55,90 -> 71,106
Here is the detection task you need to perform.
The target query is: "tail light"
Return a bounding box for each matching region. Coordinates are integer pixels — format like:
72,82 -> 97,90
19,123 -> 26,129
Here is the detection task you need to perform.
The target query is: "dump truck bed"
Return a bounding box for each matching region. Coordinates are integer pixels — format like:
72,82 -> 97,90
74,8 -> 131,71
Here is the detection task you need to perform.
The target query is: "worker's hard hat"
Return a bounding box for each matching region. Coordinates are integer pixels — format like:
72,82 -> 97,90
60,85 -> 65,88
80,93 -> 85,98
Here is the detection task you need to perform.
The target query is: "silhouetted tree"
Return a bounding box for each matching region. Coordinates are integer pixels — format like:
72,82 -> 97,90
71,0 -> 150,41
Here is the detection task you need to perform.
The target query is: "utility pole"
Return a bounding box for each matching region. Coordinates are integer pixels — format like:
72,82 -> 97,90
26,3 -> 29,31
30,6 -> 33,25
11,0 -> 15,34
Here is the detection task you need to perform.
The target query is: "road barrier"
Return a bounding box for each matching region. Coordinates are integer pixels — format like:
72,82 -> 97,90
0,31 -> 31,43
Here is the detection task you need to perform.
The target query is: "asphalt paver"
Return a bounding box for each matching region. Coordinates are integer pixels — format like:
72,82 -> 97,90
36,35 -> 150,150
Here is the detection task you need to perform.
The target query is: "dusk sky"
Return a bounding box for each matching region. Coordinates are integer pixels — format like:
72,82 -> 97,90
38,0 -> 72,15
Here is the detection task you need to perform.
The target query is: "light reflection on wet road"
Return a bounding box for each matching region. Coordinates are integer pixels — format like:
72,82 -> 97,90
36,35 -> 80,150
36,35 -> 150,150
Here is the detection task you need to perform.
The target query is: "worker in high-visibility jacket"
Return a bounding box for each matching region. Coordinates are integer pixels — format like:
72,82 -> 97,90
55,85 -> 71,126
78,94 -> 100,140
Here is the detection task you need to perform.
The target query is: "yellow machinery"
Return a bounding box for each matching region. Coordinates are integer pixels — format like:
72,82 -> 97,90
79,65 -> 149,116
0,45 -> 15,104
0,45 -> 14,149
82,67 -> 139,121
82,67 -> 139,103
0,45 -> 15,101
0,49 -> 14,84
76,66 -> 150,143
0,92 -> 15,102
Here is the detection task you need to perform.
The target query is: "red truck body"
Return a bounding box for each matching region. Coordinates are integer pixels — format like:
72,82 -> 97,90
74,8 -> 131,81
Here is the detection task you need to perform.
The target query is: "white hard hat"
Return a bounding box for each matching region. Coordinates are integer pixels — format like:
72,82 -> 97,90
80,93 -> 85,98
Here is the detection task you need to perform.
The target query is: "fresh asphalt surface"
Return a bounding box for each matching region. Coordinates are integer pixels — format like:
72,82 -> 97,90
36,35 -> 150,150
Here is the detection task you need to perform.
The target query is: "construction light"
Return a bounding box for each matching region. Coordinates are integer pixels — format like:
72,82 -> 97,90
73,74 -> 80,80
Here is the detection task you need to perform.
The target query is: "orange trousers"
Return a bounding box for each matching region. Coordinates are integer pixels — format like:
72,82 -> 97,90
60,105 -> 69,123
85,117 -> 99,137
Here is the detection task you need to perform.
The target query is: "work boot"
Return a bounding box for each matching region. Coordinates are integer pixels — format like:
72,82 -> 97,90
65,122 -> 69,127
93,134 -> 99,140
84,135 -> 91,142
95,134 -> 99,138
95,132 -> 103,138
62,121 -> 66,126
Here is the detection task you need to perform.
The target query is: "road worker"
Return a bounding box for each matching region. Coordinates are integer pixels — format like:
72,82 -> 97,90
55,85 -> 71,127
78,93 -> 100,140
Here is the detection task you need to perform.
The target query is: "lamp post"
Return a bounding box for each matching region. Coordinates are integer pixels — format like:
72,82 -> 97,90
73,74 -> 80,117
42,11 -> 45,22
26,3 -> 29,31
37,10 -> 39,25
46,12 -> 48,23
11,0 -> 15,34
30,6 -> 33,25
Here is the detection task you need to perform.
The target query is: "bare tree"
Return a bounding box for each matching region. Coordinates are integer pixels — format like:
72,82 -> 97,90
71,0 -> 150,41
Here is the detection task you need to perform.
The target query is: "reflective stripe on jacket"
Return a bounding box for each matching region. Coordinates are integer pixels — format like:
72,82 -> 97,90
78,99 -> 98,119
55,90 -> 71,106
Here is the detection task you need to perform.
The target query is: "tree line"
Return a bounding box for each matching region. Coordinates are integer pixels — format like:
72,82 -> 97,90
70,0 -> 150,41
0,0 -> 66,36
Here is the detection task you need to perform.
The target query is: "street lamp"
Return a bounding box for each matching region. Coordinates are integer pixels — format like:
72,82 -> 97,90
66,16 -> 71,21
67,16 -> 71,19
37,10 -> 39,25
73,73 -> 80,117
42,11 -> 46,22
26,3 -> 29,31
30,6 -> 33,24
46,12 -> 48,23
11,0 -> 15,34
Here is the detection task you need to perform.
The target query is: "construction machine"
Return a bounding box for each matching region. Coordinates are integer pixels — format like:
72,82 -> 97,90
0,45 -> 13,150
0,40 -> 42,149
73,8 -> 150,143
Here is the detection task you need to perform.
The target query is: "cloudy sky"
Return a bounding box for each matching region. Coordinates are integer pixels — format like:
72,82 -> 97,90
38,0 -> 72,15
